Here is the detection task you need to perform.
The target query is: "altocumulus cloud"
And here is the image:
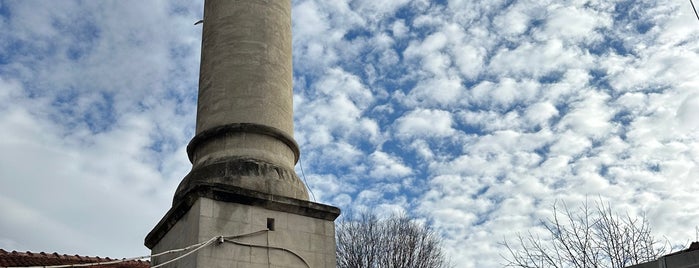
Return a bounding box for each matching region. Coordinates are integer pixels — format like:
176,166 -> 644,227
1,0 -> 699,267
0,0 -> 202,258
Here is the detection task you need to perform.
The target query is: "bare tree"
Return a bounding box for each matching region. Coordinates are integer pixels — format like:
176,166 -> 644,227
336,212 -> 450,268
502,200 -> 668,268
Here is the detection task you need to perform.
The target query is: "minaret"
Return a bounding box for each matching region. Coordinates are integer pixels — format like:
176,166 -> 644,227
145,1 -> 340,267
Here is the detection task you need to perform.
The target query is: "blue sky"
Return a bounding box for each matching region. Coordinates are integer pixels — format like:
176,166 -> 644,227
1,0 -> 698,267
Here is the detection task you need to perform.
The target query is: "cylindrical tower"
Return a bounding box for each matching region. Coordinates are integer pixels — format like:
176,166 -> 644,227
174,0 -> 308,202
146,2 -> 339,267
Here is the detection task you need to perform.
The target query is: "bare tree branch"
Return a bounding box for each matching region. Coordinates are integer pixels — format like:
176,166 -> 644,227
502,200 -> 668,268
337,211 -> 450,268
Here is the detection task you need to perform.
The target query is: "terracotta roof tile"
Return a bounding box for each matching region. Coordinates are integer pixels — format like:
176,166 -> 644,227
0,249 -> 149,268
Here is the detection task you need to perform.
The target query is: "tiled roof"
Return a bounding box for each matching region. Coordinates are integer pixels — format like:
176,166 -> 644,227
0,249 -> 149,268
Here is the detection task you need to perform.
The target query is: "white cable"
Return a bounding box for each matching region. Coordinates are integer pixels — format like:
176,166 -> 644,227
4,236 -> 220,268
299,158 -> 317,202
223,239 -> 311,268
12,256 -> 150,268
148,230 -> 270,268
4,230 -> 308,268
149,235 -> 218,259
150,236 -> 220,268
222,229 -> 269,240
222,233 -> 311,268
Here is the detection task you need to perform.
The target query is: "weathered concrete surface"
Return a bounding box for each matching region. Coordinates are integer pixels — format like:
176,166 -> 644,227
147,183 -> 341,250
150,196 -> 339,268
196,0 -> 293,136
175,0 -> 307,202
174,157 -> 309,203
147,1 -> 340,267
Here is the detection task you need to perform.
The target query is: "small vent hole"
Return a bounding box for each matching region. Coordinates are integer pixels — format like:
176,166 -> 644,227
267,218 -> 275,231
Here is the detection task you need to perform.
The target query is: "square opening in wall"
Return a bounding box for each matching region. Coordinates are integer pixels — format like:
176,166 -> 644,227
267,218 -> 275,231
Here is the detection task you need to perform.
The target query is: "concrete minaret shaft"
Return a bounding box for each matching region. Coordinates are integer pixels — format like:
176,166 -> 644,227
146,2 -> 339,267
175,0 -> 308,202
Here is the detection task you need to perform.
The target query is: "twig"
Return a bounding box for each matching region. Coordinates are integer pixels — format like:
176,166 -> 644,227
691,0 -> 699,23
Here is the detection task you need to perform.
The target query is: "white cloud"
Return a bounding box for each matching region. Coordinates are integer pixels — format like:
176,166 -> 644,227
368,151 -> 412,179
0,0 -> 200,258
557,90 -> 615,139
524,101 -> 559,126
352,0 -> 410,21
452,44 -> 487,80
394,109 -> 455,138
409,139 -> 435,161
488,38 -> 594,79
677,93 -> 699,131
470,78 -> 540,110
391,19 -> 409,38
0,103 -> 171,256
293,1 -> 332,39
537,4 -> 612,43
295,68 -> 381,149
406,74 -> 464,107
492,4 -> 531,37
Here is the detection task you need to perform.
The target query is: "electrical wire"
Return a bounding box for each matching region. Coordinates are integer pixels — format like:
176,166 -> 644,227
267,230 -> 271,268
691,0 -> 699,22
223,240 -> 311,268
15,255 -> 151,268
7,230 -> 311,268
149,236 -> 220,268
8,236 -> 222,268
299,157 -> 317,202
222,229 -> 269,240
221,229 -> 311,268
150,230 -> 271,268
149,234 -> 221,259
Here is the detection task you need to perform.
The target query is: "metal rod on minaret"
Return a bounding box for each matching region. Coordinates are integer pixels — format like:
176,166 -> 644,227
174,0 -> 309,202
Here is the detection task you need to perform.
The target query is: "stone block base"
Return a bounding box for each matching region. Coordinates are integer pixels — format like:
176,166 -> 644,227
145,185 -> 340,268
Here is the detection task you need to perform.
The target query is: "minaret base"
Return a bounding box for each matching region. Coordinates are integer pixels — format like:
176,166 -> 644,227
145,185 -> 340,268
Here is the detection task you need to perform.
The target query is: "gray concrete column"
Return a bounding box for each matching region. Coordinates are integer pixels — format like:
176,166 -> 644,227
174,0 -> 308,202
146,2 -> 340,265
